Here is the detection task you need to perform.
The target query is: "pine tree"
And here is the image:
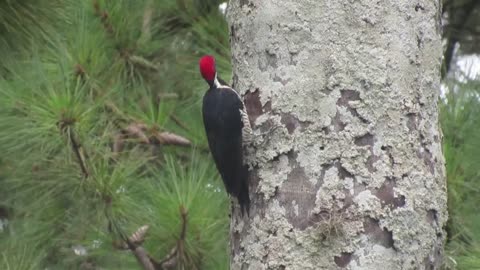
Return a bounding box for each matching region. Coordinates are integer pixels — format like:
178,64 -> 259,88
0,1 -> 232,269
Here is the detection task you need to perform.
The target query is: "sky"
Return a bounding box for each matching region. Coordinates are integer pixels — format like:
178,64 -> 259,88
457,54 -> 480,80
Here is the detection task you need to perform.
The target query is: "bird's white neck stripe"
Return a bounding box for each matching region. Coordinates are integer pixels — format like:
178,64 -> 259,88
213,75 -> 221,88
213,74 -> 232,91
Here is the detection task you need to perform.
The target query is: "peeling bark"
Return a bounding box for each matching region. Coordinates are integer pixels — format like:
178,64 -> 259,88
227,0 -> 447,269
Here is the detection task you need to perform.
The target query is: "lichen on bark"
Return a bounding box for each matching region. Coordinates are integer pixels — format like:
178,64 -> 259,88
227,0 -> 447,269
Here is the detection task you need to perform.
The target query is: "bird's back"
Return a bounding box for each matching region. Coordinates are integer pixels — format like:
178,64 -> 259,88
202,87 -> 250,214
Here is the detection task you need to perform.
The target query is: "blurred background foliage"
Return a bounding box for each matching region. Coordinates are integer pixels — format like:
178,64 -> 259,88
0,0 -> 479,269
442,0 -> 480,78
441,0 -> 480,269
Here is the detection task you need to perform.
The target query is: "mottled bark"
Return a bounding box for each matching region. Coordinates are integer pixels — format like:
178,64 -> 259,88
227,0 -> 447,269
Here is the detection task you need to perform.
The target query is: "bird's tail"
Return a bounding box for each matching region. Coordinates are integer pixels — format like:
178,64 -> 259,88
237,165 -> 250,216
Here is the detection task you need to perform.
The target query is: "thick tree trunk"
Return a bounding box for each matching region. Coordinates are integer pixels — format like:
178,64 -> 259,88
227,0 -> 447,269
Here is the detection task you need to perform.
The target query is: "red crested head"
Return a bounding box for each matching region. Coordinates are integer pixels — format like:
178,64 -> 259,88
199,55 -> 216,82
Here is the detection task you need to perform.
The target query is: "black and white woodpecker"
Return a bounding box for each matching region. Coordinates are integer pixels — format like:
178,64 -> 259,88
199,55 -> 252,215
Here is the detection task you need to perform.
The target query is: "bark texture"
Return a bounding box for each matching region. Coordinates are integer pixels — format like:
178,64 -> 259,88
227,0 -> 447,269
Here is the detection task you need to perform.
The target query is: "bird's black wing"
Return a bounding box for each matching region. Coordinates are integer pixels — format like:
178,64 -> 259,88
202,87 -> 250,215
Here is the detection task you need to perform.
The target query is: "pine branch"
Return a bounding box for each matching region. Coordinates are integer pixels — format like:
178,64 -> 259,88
122,229 -> 159,270
157,246 -> 177,269
68,128 -> 89,179
125,123 -> 150,144
169,115 -> 190,132
179,206 -> 187,241
157,93 -> 179,100
106,209 -> 160,270
129,55 -> 159,71
110,206 -> 190,270
152,132 -> 191,147
113,122 -> 191,154
158,206 -> 189,269
141,0 -> 154,42
130,246 -> 157,270
58,115 -> 89,179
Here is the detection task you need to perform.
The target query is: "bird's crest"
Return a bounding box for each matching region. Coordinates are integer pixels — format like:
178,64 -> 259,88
199,55 -> 216,82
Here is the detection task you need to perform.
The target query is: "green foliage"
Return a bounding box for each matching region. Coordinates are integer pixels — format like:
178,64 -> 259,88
0,0 -> 230,269
0,0 -> 65,66
441,81 -> 480,269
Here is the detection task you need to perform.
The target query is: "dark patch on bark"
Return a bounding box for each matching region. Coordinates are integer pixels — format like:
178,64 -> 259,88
416,147 -> 435,174
427,209 -> 438,226
337,90 -> 361,106
279,154 -> 320,230
244,89 -> 263,126
280,114 -> 299,134
272,153 -> 285,164
258,58 -> 267,72
366,154 -> 380,173
266,52 -> 278,68
289,52 -> 299,65
335,161 -> 354,180
280,166 -> 317,230
381,145 -> 395,167
354,133 -> 374,147
423,255 -> 436,270
322,126 -> 331,135
334,252 -> 353,268
406,113 -> 417,131
273,74 -> 292,85
415,4 -> 425,12
416,34 -> 423,49
263,100 -> 272,113
322,159 -> 353,181
424,241 -> 444,270
343,181 -> 367,209
232,73 -> 239,90
363,217 -> 394,248
332,111 -> 346,132
359,79 -> 371,90
232,230 -> 242,257
374,178 -> 406,209
412,125 -> 435,175
244,170 -> 266,220
286,148 -> 297,160
321,86 -> 334,95
351,108 -> 370,124
409,111 -> 435,174
239,0 -> 255,9
354,133 -> 380,173
336,90 -> 369,124
230,24 -> 237,44
388,149 -> 395,167
319,163 -> 333,184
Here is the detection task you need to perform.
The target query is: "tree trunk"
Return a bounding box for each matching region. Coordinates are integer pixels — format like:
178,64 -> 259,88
227,0 -> 447,269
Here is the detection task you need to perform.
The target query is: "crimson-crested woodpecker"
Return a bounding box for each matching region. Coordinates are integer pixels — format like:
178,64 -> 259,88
199,55 -> 251,215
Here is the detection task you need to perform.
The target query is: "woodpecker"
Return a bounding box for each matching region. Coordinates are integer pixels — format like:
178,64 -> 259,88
199,55 -> 251,215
